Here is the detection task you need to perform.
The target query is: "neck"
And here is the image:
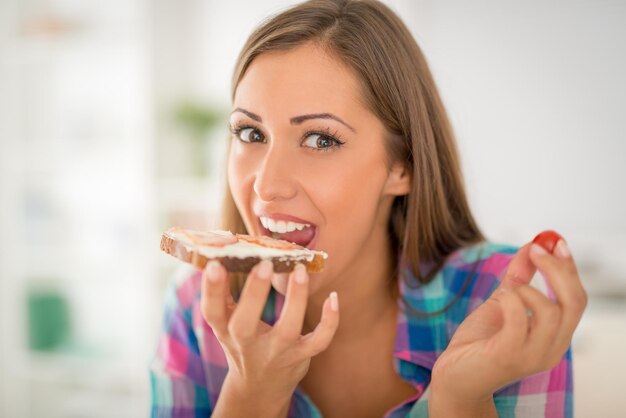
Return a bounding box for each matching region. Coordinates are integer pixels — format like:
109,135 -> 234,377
304,224 -> 399,346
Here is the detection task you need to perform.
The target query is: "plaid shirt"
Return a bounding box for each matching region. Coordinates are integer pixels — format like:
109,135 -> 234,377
150,242 -> 573,417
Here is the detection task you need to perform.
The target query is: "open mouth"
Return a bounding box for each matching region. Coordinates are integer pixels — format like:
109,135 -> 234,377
258,216 -> 318,249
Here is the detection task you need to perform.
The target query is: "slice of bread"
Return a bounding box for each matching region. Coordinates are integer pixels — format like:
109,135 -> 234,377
160,226 -> 327,273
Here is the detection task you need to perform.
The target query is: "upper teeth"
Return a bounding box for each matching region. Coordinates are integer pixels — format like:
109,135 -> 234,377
260,216 -> 311,233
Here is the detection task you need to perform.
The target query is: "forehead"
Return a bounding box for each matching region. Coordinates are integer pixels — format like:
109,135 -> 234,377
233,43 -> 368,117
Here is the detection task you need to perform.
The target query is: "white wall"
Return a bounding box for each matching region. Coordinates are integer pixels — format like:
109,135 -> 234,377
0,0 -> 154,416
402,0 -> 626,290
181,0 -> 626,290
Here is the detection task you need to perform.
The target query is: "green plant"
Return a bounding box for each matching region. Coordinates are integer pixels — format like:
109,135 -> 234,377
174,101 -> 226,177
175,101 -> 223,140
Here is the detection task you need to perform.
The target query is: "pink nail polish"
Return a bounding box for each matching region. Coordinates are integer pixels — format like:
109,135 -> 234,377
294,264 -> 308,284
555,239 -> 571,258
206,261 -> 221,282
530,243 -> 548,257
330,291 -> 339,311
257,260 -> 273,279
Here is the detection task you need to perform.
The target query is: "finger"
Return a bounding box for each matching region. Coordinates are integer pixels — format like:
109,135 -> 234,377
499,243 -> 537,291
201,261 -> 230,335
490,290 -> 529,356
273,264 -> 309,340
226,292 -> 236,312
515,286 -> 562,360
529,241 -> 587,342
228,260 -> 273,339
271,271 -> 289,295
299,292 -> 340,357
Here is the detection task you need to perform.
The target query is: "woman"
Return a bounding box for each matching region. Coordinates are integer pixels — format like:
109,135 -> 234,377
150,1 -> 586,417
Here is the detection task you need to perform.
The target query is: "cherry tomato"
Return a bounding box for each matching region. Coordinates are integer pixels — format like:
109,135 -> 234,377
532,230 -> 564,254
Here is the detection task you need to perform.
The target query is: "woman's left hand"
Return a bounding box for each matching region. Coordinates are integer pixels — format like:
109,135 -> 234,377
430,235 -> 587,410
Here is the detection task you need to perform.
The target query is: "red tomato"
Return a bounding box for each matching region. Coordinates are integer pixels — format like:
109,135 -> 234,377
532,230 -> 564,254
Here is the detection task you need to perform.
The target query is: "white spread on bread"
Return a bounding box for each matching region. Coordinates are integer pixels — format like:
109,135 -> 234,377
164,227 -> 327,261
167,227 -> 238,247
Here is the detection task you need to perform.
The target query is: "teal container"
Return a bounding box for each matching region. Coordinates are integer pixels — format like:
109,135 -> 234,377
27,288 -> 70,351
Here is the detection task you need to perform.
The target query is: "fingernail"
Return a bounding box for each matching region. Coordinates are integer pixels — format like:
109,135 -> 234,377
530,243 -> 548,257
294,264 -> 308,284
555,239 -> 571,259
257,260 -> 273,280
206,260 -> 221,282
330,291 -> 339,311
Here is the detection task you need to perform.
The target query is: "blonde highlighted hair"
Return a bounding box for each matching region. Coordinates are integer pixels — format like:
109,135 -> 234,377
221,0 -> 485,292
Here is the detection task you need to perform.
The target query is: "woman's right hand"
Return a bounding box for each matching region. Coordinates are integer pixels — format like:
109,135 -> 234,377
201,260 -> 340,411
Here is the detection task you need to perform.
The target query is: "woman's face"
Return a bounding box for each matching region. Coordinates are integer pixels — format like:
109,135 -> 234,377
228,43 -> 409,295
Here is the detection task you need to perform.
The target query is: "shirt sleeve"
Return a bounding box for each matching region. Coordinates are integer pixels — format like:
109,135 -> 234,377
408,349 -> 573,418
484,245 -> 574,417
150,272 -> 212,417
408,243 -> 575,418
492,347 -> 573,418
473,244 -> 574,417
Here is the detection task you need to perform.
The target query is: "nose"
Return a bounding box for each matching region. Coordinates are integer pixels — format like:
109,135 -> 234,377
253,142 -> 298,202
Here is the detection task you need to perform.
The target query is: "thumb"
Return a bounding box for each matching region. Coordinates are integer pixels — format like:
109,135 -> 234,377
498,243 -> 537,291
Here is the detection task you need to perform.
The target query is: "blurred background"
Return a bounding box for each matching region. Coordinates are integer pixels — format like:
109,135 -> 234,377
0,0 -> 624,417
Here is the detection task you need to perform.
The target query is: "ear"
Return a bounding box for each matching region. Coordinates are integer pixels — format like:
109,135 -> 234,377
383,162 -> 411,196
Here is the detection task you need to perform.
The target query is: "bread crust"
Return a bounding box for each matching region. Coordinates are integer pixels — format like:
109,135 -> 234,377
160,230 -> 326,273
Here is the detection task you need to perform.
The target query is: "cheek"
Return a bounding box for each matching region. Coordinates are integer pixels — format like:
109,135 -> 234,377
227,142 -> 252,215
314,153 -> 388,246
227,145 -> 241,190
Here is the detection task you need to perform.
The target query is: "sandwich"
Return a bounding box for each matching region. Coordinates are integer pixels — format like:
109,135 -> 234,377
160,226 -> 327,273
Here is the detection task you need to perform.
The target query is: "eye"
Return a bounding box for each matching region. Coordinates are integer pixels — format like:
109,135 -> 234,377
302,132 -> 345,152
234,126 -> 265,143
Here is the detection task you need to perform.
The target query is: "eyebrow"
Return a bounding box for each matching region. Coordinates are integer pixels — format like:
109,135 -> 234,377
231,108 -> 356,133
291,113 -> 356,133
232,107 -> 262,122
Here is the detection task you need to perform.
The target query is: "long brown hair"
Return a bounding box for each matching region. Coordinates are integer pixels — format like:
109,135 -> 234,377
221,0 -> 486,294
